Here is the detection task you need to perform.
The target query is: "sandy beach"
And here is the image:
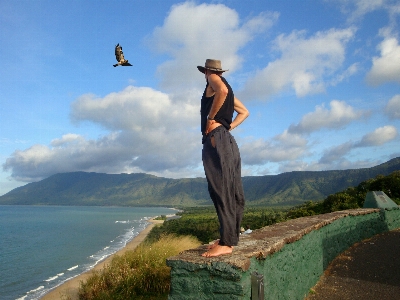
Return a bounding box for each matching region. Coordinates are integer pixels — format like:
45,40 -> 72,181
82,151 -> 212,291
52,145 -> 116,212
40,218 -> 163,300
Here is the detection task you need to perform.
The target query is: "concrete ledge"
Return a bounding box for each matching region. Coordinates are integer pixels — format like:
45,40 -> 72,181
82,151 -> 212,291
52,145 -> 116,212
167,207 -> 400,299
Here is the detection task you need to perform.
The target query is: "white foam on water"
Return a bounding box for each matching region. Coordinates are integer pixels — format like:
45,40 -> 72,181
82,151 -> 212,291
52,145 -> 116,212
45,275 -> 59,282
28,286 -> 44,293
85,218 -> 150,272
16,285 -> 45,300
67,265 -> 79,271
89,254 -> 109,268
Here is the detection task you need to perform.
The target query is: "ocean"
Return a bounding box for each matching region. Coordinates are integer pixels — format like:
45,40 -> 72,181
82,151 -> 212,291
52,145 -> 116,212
0,205 -> 175,300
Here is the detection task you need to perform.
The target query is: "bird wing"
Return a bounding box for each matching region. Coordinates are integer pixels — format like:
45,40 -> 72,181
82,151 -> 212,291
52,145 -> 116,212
115,44 -> 125,63
114,43 -> 132,66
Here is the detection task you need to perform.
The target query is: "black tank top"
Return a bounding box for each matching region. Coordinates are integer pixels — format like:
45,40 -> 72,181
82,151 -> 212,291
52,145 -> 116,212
200,76 -> 234,136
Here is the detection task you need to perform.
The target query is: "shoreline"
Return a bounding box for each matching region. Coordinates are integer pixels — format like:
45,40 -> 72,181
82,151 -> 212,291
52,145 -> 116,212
40,218 -> 163,300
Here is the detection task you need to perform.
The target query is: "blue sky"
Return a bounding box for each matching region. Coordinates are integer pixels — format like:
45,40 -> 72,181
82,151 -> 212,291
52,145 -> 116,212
1,0 -> 400,196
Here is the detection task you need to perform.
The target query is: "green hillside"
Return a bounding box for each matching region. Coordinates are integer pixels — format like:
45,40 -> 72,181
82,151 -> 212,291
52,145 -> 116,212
1,157 -> 399,206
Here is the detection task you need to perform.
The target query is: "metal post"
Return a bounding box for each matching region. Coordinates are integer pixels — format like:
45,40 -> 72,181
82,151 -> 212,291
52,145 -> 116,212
251,271 -> 264,300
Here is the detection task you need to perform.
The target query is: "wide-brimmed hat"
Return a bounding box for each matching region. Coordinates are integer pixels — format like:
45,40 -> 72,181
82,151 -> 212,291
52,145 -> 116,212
197,59 -> 228,73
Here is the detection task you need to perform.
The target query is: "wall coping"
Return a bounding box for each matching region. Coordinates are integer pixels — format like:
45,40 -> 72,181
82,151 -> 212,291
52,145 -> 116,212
167,208 -> 382,271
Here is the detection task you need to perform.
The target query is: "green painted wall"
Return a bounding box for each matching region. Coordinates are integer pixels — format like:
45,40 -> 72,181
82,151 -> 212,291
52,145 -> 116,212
243,208 -> 400,299
167,208 -> 400,300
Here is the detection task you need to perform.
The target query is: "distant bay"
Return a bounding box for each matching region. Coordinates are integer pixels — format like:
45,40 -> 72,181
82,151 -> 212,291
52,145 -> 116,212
0,205 -> 175,300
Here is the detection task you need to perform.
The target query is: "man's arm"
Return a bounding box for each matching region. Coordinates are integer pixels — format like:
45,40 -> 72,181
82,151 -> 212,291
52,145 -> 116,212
230,97 -> 249,131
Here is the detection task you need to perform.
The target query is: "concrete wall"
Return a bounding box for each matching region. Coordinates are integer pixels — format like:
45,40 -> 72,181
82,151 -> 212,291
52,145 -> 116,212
167,207 -> 400,300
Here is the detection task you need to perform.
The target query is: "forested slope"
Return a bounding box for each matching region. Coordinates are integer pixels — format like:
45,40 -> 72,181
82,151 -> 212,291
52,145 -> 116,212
1,157 -> 399,206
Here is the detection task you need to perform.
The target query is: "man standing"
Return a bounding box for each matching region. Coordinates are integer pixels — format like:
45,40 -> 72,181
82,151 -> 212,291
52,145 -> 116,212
198,59 -> 249,257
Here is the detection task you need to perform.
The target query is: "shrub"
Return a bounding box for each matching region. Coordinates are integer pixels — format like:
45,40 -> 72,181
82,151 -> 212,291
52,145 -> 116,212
145,212 -> 220,244
285,171 -> 400,218
286,201 -> 324,219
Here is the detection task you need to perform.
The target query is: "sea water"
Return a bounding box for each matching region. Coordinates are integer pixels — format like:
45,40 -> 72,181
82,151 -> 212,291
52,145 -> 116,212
0,205 -> 175,300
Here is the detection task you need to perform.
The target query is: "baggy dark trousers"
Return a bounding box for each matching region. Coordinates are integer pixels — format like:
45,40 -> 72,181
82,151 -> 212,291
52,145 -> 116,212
202,126 -> 245,246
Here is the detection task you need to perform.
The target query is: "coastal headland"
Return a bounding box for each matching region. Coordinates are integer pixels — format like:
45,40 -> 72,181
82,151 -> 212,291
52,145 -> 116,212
40,218 -> 164,300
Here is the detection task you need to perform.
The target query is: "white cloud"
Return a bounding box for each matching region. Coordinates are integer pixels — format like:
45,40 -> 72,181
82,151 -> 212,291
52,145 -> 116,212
51,134 -> 84,147
70,86 -> 198,131
4,86 -> 203,182
385,94 -> 400,119
241,106 -> 393,170
3,129 -> 202,182
147,2 -> 278,90
281,158 -> 381,174
348,0 -> 385,20
330,63 -> 359,86
356,125 -> 398,146
317,125 -> 397,165
332,0 -> 400,23
319,141 -> 354,164
240,131 -> 308,165
366,29 -> 400,85
288,100 -> 368,134
352,0 -> 385,15
242,28 -> 356,100
3,133 -> 139,182
4,144 -> 59,182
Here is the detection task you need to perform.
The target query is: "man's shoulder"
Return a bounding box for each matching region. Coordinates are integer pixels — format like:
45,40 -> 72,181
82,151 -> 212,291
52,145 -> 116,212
208,73 -> 223,82
208,74 -> 229,90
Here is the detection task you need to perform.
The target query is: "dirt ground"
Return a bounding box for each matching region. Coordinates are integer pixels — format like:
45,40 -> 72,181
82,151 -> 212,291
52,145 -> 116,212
306,228 -> 400,300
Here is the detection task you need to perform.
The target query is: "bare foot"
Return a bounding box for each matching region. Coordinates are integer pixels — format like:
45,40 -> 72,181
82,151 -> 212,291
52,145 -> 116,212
207,239 -> 220,250
202,245 -> 233,257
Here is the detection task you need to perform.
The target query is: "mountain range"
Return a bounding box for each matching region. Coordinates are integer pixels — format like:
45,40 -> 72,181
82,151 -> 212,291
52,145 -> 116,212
1,157 -> 399,207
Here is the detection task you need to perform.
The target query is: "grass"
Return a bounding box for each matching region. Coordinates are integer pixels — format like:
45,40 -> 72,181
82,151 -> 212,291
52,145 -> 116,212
78,234 -> 201,300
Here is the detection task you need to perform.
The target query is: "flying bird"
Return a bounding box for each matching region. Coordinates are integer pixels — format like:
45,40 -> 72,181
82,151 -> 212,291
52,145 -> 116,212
113,43 -> 132,67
